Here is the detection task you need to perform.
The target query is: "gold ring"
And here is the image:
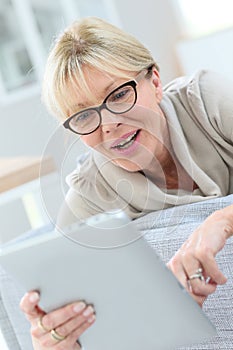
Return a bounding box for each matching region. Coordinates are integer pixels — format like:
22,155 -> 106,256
38,316 -> 50,333
50,329 -> 66,342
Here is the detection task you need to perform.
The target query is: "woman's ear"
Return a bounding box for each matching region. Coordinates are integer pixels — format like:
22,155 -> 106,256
152,68 -> 163,102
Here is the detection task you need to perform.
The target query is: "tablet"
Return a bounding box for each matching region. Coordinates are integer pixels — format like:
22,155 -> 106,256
0,210 -> 216,350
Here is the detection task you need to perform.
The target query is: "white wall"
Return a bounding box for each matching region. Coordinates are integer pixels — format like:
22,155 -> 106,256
114,0 -> 183,84
176,26 -> 233,80
0,93 -> 57,157
0,0 -> 183,160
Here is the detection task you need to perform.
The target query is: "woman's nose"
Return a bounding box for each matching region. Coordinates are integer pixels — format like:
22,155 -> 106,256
100,111 -> 122,133
101,122 -> 122,133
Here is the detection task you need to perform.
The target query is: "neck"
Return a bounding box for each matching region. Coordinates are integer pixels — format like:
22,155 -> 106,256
142,139 -> 197,191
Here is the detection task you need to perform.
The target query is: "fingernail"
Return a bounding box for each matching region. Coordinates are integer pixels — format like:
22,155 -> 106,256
73,302 -> 86,313
83,306 -> 94,317
87,314 -> 96,323
29,292 -> 39,303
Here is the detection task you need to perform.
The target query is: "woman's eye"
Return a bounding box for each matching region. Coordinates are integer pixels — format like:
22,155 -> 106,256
111,88 -> 130,101
70,111 -> 93,128
77,111 -> 91,121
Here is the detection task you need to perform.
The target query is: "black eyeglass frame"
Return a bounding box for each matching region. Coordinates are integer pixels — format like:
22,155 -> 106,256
63,80 -> 137,135
63,65 -> 154,135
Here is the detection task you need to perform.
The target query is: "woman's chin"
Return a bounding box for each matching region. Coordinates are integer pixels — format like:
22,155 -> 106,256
112,158 -> 141,172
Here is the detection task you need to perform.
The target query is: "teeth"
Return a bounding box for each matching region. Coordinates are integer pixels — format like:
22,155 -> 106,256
114,131 -> 138,148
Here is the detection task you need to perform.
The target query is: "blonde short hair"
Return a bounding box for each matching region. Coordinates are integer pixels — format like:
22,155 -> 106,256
42,16 -> 158,120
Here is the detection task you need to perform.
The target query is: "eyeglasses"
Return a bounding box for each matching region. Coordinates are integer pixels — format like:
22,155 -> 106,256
63,67 -> 151,135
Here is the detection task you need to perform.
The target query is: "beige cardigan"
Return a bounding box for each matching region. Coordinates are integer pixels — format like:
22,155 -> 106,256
61,70 -> 233,222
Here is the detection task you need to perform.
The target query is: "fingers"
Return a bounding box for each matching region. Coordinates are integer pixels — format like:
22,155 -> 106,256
54,305 -> 95,338
167,257 -> 188,289
187,268 -> 217,297
31,301 -> 96,348
20,292 -> 96,348
36,301 -> 90,331
181,235 -> 227,286
32,303 -> 95,337
184,253 -> 226,287
68,318 -> 96,344
32,316 -> 95,348
168,208 -> 230,303
20,291 -> 44,322
168,254 -> 218,302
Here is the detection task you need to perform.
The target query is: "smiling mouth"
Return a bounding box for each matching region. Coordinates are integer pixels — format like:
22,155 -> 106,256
111,130 -> 141,150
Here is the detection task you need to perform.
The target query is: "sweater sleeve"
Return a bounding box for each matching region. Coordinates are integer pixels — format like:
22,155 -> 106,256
56,187 -> 102,230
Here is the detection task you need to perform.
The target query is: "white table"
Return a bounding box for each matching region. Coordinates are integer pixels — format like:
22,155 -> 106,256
0,156 -> 58,243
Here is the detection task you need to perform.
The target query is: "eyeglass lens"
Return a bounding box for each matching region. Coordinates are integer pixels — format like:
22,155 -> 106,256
68,83 -> 136,134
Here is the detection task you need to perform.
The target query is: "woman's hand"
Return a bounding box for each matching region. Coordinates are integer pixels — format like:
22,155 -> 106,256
167,204 -> 233,306
20,291 -> 95,350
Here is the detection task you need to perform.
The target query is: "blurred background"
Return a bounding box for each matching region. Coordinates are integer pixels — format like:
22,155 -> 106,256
0,0 -> 233,157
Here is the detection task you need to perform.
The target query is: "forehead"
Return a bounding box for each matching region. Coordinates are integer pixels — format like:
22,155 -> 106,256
64,66 -> 132,116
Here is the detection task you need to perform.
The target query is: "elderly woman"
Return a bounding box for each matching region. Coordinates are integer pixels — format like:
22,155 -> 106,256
20,17 -> 233,349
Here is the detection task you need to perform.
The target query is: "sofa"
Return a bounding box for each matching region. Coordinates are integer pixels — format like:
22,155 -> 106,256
1,194 -> 233,349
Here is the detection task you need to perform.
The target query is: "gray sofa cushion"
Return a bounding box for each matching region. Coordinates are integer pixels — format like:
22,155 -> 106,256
135,194 -> 233,349
0,265 -> 33,349
1,195 -> 233,349
0,288 -> 21,350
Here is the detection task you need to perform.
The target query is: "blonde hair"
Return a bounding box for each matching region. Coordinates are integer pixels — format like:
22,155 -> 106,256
42,16 -> 158,120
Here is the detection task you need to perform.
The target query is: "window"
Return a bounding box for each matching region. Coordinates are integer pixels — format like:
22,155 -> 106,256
0,0 -> 120,105
177,0 -> 233,37
175,0 -> 233,78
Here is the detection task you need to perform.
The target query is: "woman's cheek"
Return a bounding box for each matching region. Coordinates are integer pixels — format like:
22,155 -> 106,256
81,133 -> 101,148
